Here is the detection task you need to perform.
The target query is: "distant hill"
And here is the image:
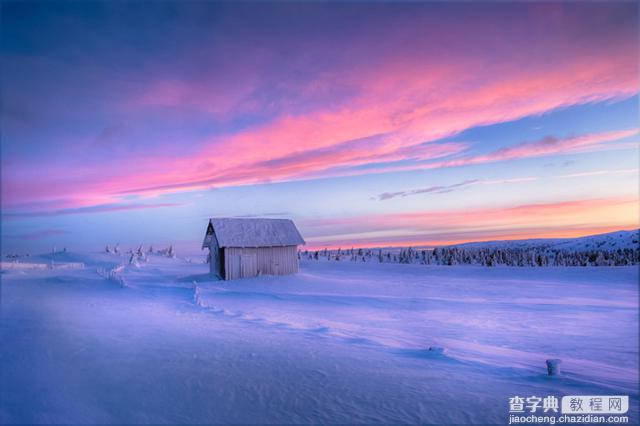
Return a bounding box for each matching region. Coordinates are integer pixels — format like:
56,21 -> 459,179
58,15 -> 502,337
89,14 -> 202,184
303,229 -> 639,266
450,229 -> 639,252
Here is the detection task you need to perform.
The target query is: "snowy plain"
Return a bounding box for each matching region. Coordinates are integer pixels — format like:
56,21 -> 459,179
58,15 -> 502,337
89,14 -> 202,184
1,250 -> 638,424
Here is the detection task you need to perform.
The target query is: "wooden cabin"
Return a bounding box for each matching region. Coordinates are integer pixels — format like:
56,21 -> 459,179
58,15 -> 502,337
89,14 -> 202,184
202,218 -> 305,280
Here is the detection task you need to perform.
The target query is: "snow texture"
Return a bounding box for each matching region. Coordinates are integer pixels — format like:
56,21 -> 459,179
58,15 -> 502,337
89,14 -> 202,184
0,261 -> 84,270
204,218 -> 305,248
1,249 -> 637,424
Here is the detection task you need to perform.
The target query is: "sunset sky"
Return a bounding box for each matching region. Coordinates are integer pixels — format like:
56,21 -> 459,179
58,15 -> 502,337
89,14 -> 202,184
1,1 -> 639,252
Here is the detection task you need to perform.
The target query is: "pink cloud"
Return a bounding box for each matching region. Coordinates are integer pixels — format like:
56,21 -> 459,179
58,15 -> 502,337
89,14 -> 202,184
2,3 -> 638,210
276,128 -> 639,182
94,56 -> 638,200
426,129 -> 639,170
99,125 -> 637,204
3,202 -> 182,218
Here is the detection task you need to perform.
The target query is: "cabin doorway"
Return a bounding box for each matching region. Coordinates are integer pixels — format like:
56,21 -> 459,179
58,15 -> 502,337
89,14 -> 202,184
210,248 -> 224,279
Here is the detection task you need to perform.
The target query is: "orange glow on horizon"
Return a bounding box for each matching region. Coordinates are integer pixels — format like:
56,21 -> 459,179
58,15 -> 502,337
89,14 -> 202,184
303,225 -> 639,251
302,197 -> 639,249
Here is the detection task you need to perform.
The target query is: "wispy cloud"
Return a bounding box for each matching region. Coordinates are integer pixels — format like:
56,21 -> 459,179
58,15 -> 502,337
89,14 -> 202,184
373,164 -> 640,202
376,177 -> 538,201
557,168 -> 639,179
421,129 -> 639,170
509,130 -> 636,158
377,179 -> 480,200
4,229 -> 69,240
3,202 -> 181,218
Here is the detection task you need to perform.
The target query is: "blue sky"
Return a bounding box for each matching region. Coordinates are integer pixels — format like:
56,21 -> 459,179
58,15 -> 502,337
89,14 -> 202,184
1,1 -> 638,252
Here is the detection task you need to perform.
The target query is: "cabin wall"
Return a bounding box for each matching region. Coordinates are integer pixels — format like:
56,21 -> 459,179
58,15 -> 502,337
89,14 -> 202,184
256,246 -> 298,276
223,246 -> 298,280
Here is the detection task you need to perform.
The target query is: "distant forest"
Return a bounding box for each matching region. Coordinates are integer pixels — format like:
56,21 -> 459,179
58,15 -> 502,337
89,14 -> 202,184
300,246 -> 640,267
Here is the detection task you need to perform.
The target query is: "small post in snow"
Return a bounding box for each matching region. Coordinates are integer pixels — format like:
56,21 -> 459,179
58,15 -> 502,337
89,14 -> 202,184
428,346 -> 445,355
193,282 -> 202,307
546,359 -> 561,376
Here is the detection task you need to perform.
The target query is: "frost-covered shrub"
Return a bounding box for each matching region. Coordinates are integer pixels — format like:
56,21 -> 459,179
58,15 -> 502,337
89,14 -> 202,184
193,283 -> 202,307
97,265 -> 128,288
128,253 -> 139,267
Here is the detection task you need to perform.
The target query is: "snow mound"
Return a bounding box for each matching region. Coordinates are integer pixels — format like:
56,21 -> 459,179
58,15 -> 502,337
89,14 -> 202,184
451,229 -> 639,251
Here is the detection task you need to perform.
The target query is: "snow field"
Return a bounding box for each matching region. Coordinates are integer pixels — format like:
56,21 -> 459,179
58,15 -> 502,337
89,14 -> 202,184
1,250 -> 637,423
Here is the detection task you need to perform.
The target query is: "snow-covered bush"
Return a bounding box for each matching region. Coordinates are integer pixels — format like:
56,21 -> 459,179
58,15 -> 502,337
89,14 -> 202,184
156,245 -> 176,258
97,265 -> 128,288
128,253 -> 139,267
193,283 -> 202,307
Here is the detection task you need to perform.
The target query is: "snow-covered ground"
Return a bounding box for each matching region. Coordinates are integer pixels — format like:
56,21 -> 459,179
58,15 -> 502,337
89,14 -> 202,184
1,250 -> 638,424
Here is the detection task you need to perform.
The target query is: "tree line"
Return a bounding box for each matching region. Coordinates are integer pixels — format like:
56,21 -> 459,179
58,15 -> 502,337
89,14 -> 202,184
299,246 -> 639,266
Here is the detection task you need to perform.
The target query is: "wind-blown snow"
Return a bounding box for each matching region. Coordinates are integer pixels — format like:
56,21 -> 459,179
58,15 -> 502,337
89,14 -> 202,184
1,250 -> 637,423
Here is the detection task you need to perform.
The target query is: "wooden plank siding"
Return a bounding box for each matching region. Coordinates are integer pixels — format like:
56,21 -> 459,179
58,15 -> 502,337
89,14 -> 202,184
223,246 -> 298,280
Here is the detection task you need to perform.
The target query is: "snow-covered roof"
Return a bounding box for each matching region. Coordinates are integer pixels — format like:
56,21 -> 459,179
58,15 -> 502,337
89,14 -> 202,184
203,218 -> 305,248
